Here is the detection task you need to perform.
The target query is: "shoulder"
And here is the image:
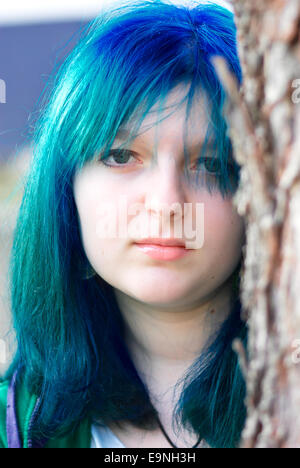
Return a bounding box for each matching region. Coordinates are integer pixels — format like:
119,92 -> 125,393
0,374 -> 40,448
0,375 -> 38,448
0,380 -> 9,448
46,417 -> 92,448
0,375 -> 92,449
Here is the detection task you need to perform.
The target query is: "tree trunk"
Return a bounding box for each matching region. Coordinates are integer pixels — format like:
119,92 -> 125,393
214,0 -> 300,448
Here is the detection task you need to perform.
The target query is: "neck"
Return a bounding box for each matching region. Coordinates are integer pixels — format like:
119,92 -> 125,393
110,279 -> 235,447
114,277 -> 235,383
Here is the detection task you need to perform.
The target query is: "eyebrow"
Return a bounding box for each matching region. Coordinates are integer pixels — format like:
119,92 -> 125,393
114,132 -> 219,154
116,128 -> 214,145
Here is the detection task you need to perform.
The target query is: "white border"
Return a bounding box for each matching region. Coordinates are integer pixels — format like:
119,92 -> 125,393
0,0 -> 233,26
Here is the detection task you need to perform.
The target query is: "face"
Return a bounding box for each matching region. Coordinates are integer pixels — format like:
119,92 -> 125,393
73,84 -> 245,308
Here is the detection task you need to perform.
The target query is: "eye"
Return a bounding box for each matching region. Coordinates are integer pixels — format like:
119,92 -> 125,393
191,156 -> 222,175
99,150 -> 140,168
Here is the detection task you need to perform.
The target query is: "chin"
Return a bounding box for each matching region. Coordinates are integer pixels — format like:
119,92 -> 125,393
130,284 -> 189,305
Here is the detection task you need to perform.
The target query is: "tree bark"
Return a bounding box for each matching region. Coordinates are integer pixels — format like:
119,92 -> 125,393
214,0 -> 300,448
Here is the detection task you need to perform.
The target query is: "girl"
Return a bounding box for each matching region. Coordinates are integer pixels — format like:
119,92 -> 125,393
0,0 -> 247,448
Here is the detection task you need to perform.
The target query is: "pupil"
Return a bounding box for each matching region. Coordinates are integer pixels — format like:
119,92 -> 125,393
112,150 -> 130,164
204,157 -> 220,173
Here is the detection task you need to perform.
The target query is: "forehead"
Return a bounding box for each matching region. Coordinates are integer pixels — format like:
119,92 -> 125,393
115,84 -> 210,146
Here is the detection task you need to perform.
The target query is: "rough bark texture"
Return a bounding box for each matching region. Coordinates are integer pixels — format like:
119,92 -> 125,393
215,0 -> 300,448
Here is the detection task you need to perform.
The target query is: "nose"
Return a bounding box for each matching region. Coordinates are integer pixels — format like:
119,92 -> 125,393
144,156 -> 186,222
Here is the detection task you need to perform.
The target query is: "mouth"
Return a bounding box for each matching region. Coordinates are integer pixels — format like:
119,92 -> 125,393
133,238 -> 192,261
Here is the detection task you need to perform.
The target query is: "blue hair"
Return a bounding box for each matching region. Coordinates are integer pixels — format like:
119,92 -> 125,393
4,0 -> 246,448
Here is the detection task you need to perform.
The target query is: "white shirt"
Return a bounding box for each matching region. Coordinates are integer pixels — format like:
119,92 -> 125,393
91,423 -> 125,448
90,423 -> 210,448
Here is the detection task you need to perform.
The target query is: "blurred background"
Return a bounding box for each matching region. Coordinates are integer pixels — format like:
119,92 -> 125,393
0,0 -> 232,373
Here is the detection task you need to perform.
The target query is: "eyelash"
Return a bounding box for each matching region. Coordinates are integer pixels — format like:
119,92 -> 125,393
99,149 -> 234,174
99,150 -> 140,169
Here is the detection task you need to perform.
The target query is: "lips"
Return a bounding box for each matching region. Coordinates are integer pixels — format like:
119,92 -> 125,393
134,238 -> 186,248
133,238 -> 191,261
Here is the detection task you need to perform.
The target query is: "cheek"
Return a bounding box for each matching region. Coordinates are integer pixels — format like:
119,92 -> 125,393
73,172 -> 124,264
202,197 -> 244,267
